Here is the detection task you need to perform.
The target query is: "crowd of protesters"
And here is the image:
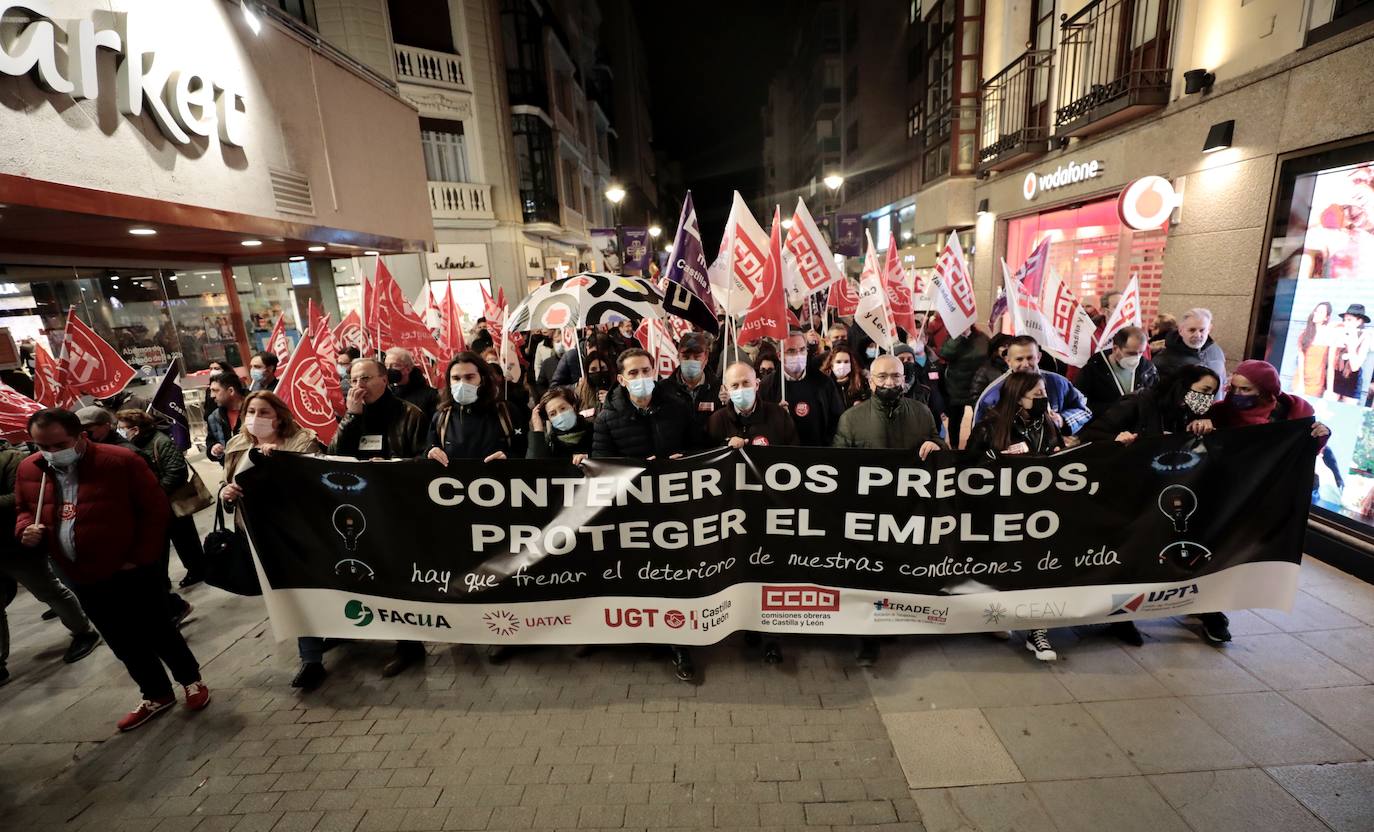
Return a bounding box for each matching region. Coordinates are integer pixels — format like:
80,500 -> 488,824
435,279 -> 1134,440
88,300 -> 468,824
0,294 -> 1333,732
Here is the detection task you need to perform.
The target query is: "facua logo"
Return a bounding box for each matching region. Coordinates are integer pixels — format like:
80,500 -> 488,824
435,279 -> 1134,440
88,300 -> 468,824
762,585 -> 840,611
873,598 -> 949,624
1110,583 -> 1201,615
345,599 -> 373,627
483,610 -> 519,636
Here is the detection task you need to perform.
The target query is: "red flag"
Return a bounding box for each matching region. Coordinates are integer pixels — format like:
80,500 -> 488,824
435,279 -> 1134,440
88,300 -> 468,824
932,231 -> 978,336
362,270 -> 378,342
0,383 -> 42,442
635,318 -> 680,379
828,277 -> 860,316
267,314 -> 292,364
856,232 -> 898,351
62,310 -> 137,399
425,284 -> 444,338
276,329 -> 341,445
33,343 -> 77,409
782,197 -> 843,307
333,309 -> 369,354
374,260 -> 443,368
1095,275 -> 1144,352
308,321 -> 346,417
444,283 -> 467,355
738,208 -> 789,345
305,299 -> 326,339
883,243 -> 916,335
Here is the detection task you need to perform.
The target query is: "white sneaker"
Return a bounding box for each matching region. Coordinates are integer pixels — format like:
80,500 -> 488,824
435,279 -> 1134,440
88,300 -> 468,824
1025,629 -> 1057,661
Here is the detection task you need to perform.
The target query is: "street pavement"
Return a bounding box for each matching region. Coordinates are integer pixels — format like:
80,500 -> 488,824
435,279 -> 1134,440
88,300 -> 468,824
1,469 -> 1372,831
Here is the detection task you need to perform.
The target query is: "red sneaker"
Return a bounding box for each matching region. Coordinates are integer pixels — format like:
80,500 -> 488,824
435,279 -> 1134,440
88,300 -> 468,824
117,696 -> 175,732
184,681 -> 211,712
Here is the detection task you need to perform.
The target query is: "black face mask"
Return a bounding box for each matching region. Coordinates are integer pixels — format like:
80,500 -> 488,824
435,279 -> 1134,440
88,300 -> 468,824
875,385 -> 904,405
1026,397 -> 1049,418
588,371 -> 612,389
903,363 -> 918,390
386,368 -> 403,386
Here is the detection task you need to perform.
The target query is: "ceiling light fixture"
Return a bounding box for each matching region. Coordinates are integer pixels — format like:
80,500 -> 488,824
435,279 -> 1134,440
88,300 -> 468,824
128,227 -> 157,236
364,250 -> 380,256
241,239 -> 262,247
289,255 -> 304,261
307,245 -> 326,252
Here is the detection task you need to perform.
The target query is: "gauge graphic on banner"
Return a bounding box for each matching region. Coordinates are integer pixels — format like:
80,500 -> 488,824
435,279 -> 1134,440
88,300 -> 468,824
1118,176 -> 1182,230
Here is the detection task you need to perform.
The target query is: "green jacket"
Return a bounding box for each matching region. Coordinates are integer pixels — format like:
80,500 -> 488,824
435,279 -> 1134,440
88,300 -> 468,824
0,447 -> 24,551
132,430 -> 189,494
833,396 -> 946,452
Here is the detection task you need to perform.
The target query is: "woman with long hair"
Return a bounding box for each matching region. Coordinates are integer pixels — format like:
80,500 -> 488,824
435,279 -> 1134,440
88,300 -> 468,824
821,345 -> 867,408
426,351 -> 527,465
966,372 -> 1064,663
1295,301 -> 1335,397
1078,364 -> 1221,445
527,386 -> 593,462
575,352 -> 615,415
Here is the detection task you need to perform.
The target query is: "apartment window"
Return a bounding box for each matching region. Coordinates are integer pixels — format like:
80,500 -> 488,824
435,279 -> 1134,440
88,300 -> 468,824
908,46 -> 921,81
562,160 -> 581,212
1307,0 -> 1374,45
270,0 -> 317,29
500,0 -> 548,110
823,59 -> 841,89
420,118 -> 470,183
919,0 -> 980,182
907,105 -> 920,140
387,0 -> 454,53
512,114 -> 557,224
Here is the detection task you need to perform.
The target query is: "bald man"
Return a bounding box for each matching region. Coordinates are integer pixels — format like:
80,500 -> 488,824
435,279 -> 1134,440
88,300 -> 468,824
707,362 -> 799,449
833,355 -> 944,459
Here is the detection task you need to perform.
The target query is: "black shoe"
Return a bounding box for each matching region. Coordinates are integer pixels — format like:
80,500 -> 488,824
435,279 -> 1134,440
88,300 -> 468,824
762,641 -> 783,665
671,647 -> 695,682
487,645 -> 515,665
1199,612 -> 1231,644
382,642 -> 425,677
856,638 -> 879,667
63,631 -> 101,664
178,572 -> 205,589
171,600 -> 193,628
291,661 -> 327,691
40,609 -> 58,621
0,666 -> 9,687
1109,621 -> 1144,647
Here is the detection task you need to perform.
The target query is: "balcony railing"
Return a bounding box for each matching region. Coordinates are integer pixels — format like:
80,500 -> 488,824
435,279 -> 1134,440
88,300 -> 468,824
1054,0 -> 1177,138
394,43 -> 468,91
428,181 -> 494,222
978,49 -> 1054,172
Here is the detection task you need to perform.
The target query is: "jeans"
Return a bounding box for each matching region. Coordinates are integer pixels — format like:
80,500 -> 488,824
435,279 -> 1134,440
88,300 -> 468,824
168,514 -> 206,578
0,551 -> 93,667
71,565 -> 201,700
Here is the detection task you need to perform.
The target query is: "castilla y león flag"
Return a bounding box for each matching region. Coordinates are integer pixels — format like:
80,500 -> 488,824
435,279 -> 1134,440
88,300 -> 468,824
62,310 -> 137,399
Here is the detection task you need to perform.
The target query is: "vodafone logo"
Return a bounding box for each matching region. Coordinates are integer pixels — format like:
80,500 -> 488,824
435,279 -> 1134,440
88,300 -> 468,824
1023,159 -> 1102,201
1022,171 -> 1039,201
1118,176 -> 1181,230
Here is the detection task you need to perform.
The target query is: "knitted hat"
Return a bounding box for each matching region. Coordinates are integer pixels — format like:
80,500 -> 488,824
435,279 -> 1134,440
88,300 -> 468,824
1233,359 -> 1280,398
892,343 -> 916,358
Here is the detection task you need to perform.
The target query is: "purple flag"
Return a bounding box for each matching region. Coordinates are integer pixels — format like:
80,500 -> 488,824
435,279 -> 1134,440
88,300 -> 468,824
622,227 -> 650,272
148,357 -> 191,450
663,192 -> 720,332
834,214 -> 863,257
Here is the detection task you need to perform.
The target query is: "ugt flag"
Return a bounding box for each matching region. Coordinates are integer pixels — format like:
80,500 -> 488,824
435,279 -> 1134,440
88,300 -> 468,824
738,207 -> 789,345
33,343 -> 77,409
63,310 -> 137,399
277,328 -> 342,446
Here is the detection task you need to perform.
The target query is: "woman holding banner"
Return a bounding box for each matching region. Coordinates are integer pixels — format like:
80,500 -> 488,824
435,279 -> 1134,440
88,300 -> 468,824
527,386 -> 593,463
217,392 -> 326,689
966,372 -> 1065,663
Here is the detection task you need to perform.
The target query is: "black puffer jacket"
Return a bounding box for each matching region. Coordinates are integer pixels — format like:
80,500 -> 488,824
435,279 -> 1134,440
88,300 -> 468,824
427,400 -> 528,461
591,384 -> 699,459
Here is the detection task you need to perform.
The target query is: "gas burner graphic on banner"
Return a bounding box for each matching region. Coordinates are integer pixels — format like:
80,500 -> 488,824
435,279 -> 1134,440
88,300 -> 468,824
1158,484 -> 1198,532
334,558 -> 376,581
332,504 -> 366,551
1158,540 -> 1213,571
322,471 -> 368,493
1151,448 -> 1202,474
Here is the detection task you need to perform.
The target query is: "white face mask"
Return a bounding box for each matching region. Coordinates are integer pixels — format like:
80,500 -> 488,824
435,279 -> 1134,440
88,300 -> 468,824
831,361 -> 851,379
1119,354 -> 1142,371
244,414 -> 276,440
451,382 -> 480,405
117,427 -> 134,441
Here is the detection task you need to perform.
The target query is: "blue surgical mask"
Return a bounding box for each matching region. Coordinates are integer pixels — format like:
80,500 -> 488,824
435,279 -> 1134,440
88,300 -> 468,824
865,346 -> 878,359
1228,392 -> 1257,410
451,382 -> 479,405
680,359 -> 704,380
250,368 -> 265,382
914,352 -> 928,367
550,409 -> 577,431
627,378 -> 656,399
729,387 -> 756,411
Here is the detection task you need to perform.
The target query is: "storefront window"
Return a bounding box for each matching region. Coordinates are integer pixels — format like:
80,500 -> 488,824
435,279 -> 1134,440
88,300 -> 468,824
1256,140 -> 1374,534
1005,195 -> 1167,320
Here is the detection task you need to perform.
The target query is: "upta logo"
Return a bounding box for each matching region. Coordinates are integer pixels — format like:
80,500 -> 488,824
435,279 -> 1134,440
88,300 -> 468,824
762,585 -> 840,611
1110,583 -> 1201,615
345,599 -> 373,627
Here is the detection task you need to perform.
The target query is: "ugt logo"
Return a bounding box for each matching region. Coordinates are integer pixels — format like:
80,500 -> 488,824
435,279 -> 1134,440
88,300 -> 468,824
345,599 -> 374,627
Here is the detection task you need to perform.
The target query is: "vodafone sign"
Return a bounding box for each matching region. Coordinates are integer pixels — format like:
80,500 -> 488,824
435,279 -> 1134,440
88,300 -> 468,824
1022,159 -> 1102,200
1118,176 -> 1181,230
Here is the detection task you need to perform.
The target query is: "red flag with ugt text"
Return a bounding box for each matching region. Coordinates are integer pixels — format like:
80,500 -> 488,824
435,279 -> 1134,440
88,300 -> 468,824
308,320 -> 346,417
333,309 -> 369,355
883,242 -> 916,335
738,207 -> 789,345
0,383 -> 41,442
374,260 -> 441,360
276,330 -> 341,445
63,310 -> 137,399
267,314 -> 292,364
33,343 -> 77,409
828,277 -> 860,317
444,284 -> 467,356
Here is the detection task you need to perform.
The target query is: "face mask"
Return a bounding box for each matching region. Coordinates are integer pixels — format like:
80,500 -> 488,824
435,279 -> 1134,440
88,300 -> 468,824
1119,354 -> 1142,371
1183,390 -> 1214,415
244,415 -> 276,439
865,346 -> 878,360
386,368 -> 403,386
250,368 -> 265,382
42,446 -> 79,468
588,371 -> 612,389
730,387 -> 757,411
832,361 -> 851,379
117,427 -> 134,441
1228,392 -> 1258,410
759,365 -> 775,377
784,356 -> 807,377
1025,397 -> 1049,418
680,359 -> 704,380
914,352 -> 928,367
903,363 -> 918,390
912,338 -> 928,354
627,378 -> 656,399
451,382 -> 479,405
875,385 -> 903,405
550,409 -> 577,431
337,365 -> 350,379
554,342 -> 567,356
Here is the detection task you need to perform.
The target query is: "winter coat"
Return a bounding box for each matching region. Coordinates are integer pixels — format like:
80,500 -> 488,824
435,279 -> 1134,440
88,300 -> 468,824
1152,329 -> 1227,381
939,332 -> 991,406
427,400 -> 528,461
392,372 -> 440,424
130,429 -> 189,494
1074,351 -> 1159,417
1078,387 -> 1198,443
329,389 -> 428,459
966,413 -> 1064,458
14,442 -> 170,585
974,371 -> 1093,435
758,366 -> 846,447
967,360 -> 1007,405
707,400 -> 800,447
224,428 -> 324,484
205,403 -> 240,464
665,370 -> 723,434
591,383 -> 700,459
527,415 -> 595,459
833,395 -> 945,451
0,447 -> 24,554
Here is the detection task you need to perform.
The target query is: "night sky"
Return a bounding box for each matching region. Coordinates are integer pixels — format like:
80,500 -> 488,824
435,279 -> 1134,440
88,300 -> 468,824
633,2 -> 804,252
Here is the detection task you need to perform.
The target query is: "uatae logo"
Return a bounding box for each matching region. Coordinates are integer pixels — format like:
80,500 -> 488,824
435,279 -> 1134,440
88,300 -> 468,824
1109,583 -> 1201,616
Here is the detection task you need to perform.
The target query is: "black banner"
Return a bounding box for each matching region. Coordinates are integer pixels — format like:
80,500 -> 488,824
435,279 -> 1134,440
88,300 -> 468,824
238,420 -> 1315,643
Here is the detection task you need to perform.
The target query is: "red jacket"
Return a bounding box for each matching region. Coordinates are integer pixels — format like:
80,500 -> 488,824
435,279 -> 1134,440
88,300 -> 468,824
14,442 -> 170,584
